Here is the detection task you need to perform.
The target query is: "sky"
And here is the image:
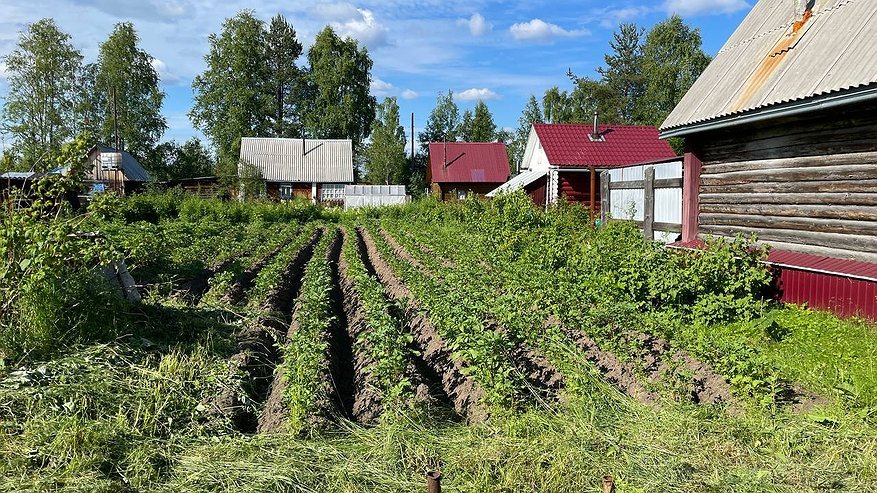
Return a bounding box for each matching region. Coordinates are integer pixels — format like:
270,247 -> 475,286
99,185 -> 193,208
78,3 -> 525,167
0,0 -> 753,153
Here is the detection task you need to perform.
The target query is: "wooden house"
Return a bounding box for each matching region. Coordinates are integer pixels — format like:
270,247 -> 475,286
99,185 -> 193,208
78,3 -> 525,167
488,123 -> 677,212
239,137 -> 354,204
427,142 -> 510,201
660,0 -> 877,318
85,145 -> 151,195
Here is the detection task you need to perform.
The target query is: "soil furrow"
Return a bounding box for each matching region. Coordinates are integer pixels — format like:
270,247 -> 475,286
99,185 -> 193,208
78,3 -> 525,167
221,233 -> 299,306
207,228 -> 323,433
549,318 -> 660,405
354,231 -> 451,409
491,323 -> 566,403
337,228 -> 383,424
182,254 -> 241,305
325,229 -> 356,422
626,330 -> 739,410
358,227 -> 488,422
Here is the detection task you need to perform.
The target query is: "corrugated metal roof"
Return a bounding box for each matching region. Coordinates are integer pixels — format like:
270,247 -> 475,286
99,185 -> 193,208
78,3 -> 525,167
89,145 -> 151,181
239,137 -> 354,183
427,142 -> 510,184
486,168 -> 547,197
534,124 -> 677,167
661,0 -> 877,132
0,172 -> 38,179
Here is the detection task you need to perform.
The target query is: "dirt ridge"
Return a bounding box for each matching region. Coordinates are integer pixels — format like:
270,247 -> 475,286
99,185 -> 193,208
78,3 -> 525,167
221,232 -> 300,306
206,228 -> 322,433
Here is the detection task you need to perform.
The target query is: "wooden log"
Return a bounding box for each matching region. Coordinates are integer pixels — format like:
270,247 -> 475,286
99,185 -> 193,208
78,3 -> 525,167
699,192 -> 877,206
609,178 -> 682,190
700,213 -> 877,236
700,179 -> 877,195
600,171 -> 610,225
700,151 -> 877,175
643,167 -> 655,240
701,165 -> 877,186
699,224 -> 877,253
699,203 -> 877,221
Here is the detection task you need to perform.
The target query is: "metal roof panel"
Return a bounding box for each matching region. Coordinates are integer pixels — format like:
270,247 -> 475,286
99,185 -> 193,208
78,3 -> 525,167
662,0 -> 877,132
239,137 -> 354,183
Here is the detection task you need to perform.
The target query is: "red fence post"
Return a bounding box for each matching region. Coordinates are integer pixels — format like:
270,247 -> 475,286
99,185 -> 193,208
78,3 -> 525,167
682,146 -> 702,242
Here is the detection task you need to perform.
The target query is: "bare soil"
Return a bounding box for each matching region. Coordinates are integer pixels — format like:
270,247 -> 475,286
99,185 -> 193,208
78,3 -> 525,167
358,227 -> 488,422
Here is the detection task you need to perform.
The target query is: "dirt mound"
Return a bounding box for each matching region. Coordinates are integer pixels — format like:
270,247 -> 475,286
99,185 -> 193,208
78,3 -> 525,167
206,229 -> 322,433
222,233 -> 299,306
378,228 -> 431,276
358,228 -> 488,422
181,255 -> 240,305
337,228 -> 384,424
629,331 -> 739,410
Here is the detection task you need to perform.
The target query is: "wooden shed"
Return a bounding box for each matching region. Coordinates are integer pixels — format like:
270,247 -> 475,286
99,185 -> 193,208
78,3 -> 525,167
85,145 -> 151,195
427,142 -> 510,201
660,0 -> 877,318
239,137 -> 354,204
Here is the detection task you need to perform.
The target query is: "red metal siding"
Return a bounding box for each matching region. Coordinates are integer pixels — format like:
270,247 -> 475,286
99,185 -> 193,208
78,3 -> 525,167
775,267 -> 877,319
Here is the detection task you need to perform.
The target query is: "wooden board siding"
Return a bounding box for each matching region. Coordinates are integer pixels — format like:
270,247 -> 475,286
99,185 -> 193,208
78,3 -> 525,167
558,172 -> 601,211
690,104 -> 877,264
525,175 -> 546,207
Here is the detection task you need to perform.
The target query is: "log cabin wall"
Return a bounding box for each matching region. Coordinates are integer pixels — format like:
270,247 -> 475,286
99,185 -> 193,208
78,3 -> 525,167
690,104 -> 877,264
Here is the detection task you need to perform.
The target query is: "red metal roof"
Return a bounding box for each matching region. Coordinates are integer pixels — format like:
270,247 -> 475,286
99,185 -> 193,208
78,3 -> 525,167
533,124 -> 677,168
428,142 -> 510,184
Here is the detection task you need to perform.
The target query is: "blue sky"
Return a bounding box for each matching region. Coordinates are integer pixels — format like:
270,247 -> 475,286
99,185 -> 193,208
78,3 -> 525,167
0,0 -> 752,152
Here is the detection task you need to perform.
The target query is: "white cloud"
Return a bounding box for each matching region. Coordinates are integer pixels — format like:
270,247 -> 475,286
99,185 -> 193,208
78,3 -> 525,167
329,7 -> 390,47
0,62 -> 8,80
455,88 -> 499,101
457,13 -> 492,36
370,77 -> 394,96
509,19 -> 589,43
664,0 -> 749,16
598,7 -> 654,28
150,57 -> 181,84
401,89 -> 418,100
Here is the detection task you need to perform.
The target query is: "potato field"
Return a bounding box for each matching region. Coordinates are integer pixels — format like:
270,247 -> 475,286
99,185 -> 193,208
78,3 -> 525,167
1,191 -> 876,492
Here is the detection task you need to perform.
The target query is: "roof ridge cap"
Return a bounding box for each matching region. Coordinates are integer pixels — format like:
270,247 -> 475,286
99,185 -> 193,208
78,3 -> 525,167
716,0 -> 855,56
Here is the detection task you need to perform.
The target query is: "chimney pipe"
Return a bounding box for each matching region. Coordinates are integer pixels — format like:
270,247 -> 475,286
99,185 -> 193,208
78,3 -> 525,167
593,111 -> 599,138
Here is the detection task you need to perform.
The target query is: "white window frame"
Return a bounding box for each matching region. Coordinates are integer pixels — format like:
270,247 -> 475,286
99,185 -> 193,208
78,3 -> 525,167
279,183 -> 293,200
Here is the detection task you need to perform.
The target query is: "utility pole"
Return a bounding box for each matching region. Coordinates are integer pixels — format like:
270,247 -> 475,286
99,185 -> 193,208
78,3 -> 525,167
410,112 -> 415,163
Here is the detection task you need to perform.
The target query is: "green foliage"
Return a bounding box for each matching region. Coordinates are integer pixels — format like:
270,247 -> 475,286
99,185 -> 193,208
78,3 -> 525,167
302,26 -> 376,155
639,15 -> 711,127
0,134 -> 127,361
265,14 -> 304,139
146,138 -> 215,181
458,101 -> 497,142
282,232 -> 336,434
418,90 -> 460,150
2,19 -> 83,170
96,22 -> 167,160
190,11 -> 272,165
365,97 -> 407,185
507,95 -> 543,173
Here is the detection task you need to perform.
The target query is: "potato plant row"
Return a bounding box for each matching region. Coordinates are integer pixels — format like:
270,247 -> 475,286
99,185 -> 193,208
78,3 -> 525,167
363,224 -> 523,408
339,227 -> 415,405
279,229 -> 339,435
